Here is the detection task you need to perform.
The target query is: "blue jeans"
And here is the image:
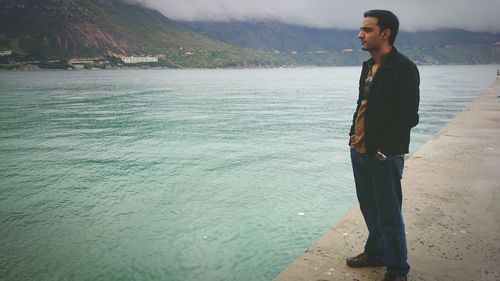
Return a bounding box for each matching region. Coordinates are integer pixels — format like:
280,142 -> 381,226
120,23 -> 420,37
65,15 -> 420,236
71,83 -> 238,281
350,148 -> 410,275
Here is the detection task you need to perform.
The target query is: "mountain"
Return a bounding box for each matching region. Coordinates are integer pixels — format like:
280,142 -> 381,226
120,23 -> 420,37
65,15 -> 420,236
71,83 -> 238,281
179,21 -> 500,65
0,0 -> 284,68
1,1 -> 499,69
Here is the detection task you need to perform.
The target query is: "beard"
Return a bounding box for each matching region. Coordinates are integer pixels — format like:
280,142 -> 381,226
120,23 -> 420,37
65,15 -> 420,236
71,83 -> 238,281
360,42 -> 380,52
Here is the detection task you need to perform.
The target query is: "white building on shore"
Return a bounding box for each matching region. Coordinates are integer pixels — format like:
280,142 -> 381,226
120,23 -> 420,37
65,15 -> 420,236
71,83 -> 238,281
120,56 -> 158,64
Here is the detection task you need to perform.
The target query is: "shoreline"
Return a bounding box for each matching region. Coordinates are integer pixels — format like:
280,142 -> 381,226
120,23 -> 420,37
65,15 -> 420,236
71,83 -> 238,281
0,64 -> 498,72
273,77 -> 500,281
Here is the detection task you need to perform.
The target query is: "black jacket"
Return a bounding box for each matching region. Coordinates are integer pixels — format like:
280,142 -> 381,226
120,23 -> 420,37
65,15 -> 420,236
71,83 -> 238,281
349,47 -> 420,155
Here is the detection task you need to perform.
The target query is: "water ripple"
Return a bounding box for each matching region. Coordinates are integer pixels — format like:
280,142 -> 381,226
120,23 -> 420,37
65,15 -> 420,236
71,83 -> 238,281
0,66 -> 498,281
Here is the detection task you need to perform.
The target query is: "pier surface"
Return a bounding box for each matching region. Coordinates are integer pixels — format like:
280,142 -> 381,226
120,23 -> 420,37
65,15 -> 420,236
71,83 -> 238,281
274,78 -> 500,281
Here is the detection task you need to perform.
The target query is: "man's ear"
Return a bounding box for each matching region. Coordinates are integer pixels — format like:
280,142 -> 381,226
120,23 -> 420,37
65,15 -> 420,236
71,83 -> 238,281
381,29 -> 391,41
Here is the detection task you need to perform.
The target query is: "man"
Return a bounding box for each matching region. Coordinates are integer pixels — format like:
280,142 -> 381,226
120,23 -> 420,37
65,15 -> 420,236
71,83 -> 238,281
347,10 -> 420,281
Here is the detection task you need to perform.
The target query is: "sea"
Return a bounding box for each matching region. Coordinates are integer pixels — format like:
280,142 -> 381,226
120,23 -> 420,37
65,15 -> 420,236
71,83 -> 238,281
0,65 -> 498,281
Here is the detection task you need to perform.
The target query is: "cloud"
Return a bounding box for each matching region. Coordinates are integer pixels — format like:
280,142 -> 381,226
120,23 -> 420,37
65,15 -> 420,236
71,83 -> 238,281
127,0 -> 500,32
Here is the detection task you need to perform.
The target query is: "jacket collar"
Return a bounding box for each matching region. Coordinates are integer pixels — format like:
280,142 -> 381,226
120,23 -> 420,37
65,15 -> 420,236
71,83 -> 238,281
364,47 -> 399,69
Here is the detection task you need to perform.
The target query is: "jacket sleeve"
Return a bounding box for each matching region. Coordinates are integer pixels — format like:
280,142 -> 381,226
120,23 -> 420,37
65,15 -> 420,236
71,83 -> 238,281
349,99 -> 361,136
349,97 -> 361,146
381,61 -> 420,151
349,67 -> 366,145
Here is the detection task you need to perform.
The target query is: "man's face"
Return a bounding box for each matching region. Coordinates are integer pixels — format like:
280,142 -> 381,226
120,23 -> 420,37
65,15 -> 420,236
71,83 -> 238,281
358,17 -> 385,51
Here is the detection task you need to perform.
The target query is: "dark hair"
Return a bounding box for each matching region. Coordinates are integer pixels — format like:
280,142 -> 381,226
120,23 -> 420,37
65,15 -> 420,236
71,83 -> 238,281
364,10 -> 399,46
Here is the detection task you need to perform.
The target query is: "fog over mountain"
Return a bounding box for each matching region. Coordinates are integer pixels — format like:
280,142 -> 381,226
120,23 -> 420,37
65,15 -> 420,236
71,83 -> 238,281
126,0 -> 500,32
1,0 -> 499,69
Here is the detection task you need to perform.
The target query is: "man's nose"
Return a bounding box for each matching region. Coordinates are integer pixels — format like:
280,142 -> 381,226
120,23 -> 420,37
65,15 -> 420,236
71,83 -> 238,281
358,31 -> 363,39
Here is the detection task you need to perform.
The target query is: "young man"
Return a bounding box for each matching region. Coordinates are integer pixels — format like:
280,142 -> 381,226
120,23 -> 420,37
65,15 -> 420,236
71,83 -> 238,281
347,10 -> 420,281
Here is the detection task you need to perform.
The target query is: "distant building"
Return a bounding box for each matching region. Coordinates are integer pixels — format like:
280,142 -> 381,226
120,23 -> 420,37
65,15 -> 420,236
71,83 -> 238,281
0,50 -> 12,56
69,58 -> 97,64
120,56 -> 158,64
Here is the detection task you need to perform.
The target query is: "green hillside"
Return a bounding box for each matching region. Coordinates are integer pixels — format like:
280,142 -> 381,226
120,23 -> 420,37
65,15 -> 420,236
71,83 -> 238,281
1,1 -> 499,69
180,21 -> 500,66
0,0 -> 285,68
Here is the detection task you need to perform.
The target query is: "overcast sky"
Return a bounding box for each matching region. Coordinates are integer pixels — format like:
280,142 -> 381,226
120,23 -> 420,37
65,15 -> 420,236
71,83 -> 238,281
127,0 -> 500,32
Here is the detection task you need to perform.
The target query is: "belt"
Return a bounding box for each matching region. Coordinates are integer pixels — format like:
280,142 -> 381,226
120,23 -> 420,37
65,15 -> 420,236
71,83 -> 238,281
376,151 -> 405,161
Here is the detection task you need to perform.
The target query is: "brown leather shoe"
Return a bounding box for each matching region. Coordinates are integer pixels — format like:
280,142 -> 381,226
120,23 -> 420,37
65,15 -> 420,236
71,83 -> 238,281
381,273 -> 407,281
346,252 -> 385,267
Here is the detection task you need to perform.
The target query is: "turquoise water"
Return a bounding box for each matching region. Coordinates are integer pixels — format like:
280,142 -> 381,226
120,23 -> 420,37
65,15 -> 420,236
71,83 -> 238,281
0,65 -> 498,281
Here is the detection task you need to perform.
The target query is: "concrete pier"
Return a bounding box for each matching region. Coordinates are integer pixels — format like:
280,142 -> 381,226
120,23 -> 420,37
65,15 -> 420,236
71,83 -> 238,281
274,78 -> 500,281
